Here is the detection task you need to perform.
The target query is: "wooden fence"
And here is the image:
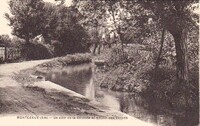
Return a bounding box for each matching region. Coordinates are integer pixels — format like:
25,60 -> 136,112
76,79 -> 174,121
0,46 -> 21,62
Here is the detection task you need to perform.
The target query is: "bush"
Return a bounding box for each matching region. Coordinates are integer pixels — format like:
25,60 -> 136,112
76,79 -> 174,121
141,66 -> 199,125
21,42 -> 54,60
107,46 -> 128,66
36,53 -> 92,70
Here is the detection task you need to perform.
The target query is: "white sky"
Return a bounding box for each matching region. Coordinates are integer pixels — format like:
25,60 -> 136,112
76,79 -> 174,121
0,0 -> 11,36
0,0 -> 72,37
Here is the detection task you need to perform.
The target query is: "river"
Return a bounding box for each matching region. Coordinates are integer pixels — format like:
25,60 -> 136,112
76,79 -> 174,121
44,63 -> 195,126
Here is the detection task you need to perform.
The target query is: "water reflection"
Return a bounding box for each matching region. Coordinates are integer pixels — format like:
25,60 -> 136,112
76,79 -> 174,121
44,64 -> 194,126
95,88 -> 157,124
45,63 -> 95,100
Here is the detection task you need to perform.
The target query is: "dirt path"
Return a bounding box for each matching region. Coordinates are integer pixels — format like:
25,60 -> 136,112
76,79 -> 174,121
0,60 -> 155,126
0,60 -> 123,116
0,60 -> 65,115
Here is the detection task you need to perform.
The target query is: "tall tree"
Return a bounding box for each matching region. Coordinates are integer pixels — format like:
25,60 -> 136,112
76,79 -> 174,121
43,4 -> 90,55
5,0 -> 45,44
133,1 -> 199,123
155,28 -> 166,69
73,0 -> 108,55
41,2 -> 59,43
135,0 -> 199,85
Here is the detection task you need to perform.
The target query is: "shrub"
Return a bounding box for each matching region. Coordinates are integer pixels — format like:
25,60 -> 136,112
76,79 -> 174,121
141,66 -> 199,124
107,46 -> 128,66
21,42 -> 54,60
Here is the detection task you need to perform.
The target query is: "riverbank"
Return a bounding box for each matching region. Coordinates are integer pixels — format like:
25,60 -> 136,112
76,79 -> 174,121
10,53 -> 106,116
3,49 -> 198,125
0,53 -> 155,125
93,44 -> 199,126
93,44 -> 153,93
0,56 -> 108,116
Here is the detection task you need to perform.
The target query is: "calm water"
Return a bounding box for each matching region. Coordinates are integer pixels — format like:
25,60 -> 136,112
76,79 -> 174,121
44,63 -> 196,126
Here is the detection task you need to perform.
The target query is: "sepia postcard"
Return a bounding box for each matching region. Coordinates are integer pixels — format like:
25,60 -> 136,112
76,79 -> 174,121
0,0 -> 199,126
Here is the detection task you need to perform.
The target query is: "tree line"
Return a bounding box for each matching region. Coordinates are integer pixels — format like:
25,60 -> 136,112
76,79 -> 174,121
5,0 -> 90,58
4,0 -> 199,86
70,0 -> 198,86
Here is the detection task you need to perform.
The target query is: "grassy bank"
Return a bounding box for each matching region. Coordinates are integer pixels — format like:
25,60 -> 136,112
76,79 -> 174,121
13,48 -> 198,125
12,53 -> 125,117
37,53 -> 92,68
94,44 -> 153,93
14,53 -> 92,85
140,65 -> 199,126
93,44 -> 199,125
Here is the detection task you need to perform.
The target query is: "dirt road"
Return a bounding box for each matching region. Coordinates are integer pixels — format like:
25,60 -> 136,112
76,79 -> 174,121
0,60 -> 122,116
0,60 -> 64,115
0,60 -> 155,126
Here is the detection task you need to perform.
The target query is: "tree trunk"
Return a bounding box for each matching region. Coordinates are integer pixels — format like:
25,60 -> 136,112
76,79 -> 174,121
24,36 -> 30,59
170,28 -> 189,84
110,5 -> 123,49
25,36 -> 30,44
155,28 -> 165,69
93,19 -> 99,55
97,43 -> 101,55
170,28 -> 190,124
118,26 -> 124,51
92,43 -> 98,55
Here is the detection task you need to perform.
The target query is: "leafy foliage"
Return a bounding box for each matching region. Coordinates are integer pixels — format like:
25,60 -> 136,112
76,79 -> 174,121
0,35 -> 12,46
5,0 -> 90,58
46,5 -> 90,55
5,0 -> 45,42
